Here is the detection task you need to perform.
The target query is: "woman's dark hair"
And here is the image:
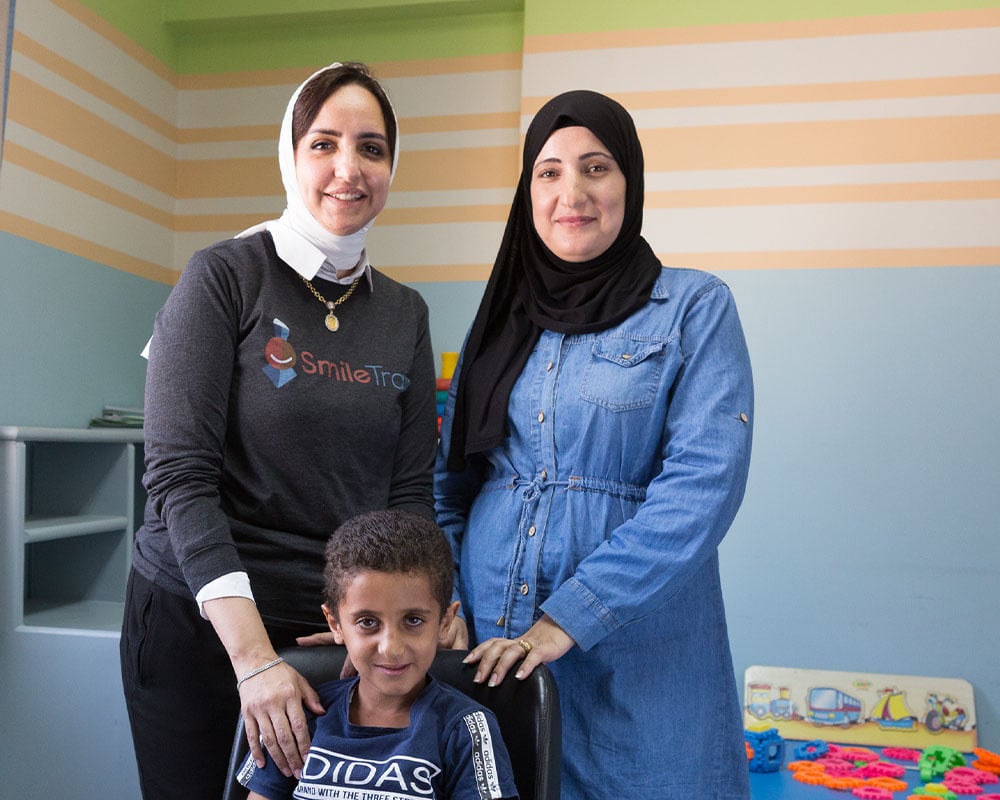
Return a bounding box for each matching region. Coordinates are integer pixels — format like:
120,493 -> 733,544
323,509 -> 454,618
292,62 -> 397,158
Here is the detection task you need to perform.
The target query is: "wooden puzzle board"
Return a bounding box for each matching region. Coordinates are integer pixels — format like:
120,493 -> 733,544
744,665 -> 977,750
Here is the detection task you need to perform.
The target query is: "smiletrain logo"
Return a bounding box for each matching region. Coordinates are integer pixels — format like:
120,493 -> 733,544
263,319 -> 298,387
262,319 -> 411,392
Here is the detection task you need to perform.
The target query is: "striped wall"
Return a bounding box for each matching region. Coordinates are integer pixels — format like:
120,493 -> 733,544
1,0 -> 178,282
1,0 -> 525,285
2,2 -> 998,290
522,8 -> 1000,273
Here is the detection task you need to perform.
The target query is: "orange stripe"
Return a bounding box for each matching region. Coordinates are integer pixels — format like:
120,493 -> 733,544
175,156 -> 280,199
647,181 -> 1000,208
378,248 -> 1000,282
524,8 -> 1000,53
177,52 -> 522,91
660,247 -> 1000,271
379,264 -> 494,283
8,73 -> 176,195
14,32 -> 177,140
390,146 -> 520,192
639,116 -> 1000,172
524,74 -> 1000,115
174,213 -> 266,233
0,210 -> 179,284
401,111 -> 521,135
51,0 -> 176,84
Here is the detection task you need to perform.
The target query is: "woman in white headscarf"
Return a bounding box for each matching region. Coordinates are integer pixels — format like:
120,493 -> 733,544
121,63 -> 438,800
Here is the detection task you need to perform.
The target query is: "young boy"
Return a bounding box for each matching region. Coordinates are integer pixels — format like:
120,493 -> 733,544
237,509 -> 519,800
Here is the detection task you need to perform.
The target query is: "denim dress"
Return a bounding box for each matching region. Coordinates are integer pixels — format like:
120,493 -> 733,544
436,267 -> 753,799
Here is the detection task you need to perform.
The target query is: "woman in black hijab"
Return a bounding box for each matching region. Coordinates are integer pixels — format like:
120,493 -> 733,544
436,90 -> 754,798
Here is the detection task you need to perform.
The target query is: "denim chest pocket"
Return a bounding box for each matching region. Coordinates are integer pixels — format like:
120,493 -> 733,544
579,337 -> 670,411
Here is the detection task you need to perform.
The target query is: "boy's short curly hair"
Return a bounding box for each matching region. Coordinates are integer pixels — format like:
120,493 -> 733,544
323,509 -> 454,619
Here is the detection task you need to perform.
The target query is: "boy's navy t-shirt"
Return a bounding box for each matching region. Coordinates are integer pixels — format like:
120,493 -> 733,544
238,675 -> 518,800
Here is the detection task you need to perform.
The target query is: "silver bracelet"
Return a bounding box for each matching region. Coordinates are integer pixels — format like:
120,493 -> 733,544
236,656 -> 285,689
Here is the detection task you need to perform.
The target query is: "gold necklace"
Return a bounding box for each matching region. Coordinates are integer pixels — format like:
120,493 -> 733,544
300,275 -> 361,332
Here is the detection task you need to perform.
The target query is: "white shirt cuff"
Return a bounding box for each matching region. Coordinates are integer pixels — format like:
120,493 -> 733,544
195,572 -> 254,619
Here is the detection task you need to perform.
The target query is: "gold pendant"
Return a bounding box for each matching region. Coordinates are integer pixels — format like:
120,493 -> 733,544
325,312 -> 340,332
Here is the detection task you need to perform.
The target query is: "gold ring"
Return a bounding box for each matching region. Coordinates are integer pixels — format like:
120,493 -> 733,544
516,639 -> 533,655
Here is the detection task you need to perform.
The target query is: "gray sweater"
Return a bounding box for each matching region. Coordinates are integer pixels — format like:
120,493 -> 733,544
135,232 -> 437,628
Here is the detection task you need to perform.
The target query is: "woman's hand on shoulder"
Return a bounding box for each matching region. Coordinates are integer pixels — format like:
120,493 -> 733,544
464,614 -> 573,687
239,659 -> 324,779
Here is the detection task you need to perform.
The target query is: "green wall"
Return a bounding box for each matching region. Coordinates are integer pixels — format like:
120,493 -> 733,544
76,0 -> 999,72
524,0 -> 1000,34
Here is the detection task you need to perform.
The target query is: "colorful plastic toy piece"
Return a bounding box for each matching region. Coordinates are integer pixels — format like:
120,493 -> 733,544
744,727 -> 784,773
920,747 -> 966,783
858,761 -> 906,778
864,776 -> 908,792
787,760 -> 824,773
795,740 -> 830,761
825,776 -> 865,790
883,747 -> 923,762
945,766 -> 997,785
940,779 -> 979,795
974,795 -> 1000,800
851,787 -> 892,800
973,749 -> 1000,776
823,759 -> 861,777
842,747 -> 880,764
793,770 -> 827,786
818,755 -> 856,768
911,784 -> 957,800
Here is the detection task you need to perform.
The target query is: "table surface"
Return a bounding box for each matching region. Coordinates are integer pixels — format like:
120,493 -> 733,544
748,739 -> 987,800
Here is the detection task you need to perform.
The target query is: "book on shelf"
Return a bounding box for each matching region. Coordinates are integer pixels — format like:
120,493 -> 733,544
89,405 -> 144,428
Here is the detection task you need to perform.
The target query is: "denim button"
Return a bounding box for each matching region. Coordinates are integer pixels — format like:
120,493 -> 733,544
528,525 -> 536,536
537,410 -> 545,423
520,583 -> 529,595
546,361 -> 554,372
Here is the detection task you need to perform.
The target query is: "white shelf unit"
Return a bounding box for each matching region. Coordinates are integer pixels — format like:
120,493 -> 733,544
1,426 -> 144,633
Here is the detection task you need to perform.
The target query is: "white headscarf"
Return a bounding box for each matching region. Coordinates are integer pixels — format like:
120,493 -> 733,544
237,62 -> 399,282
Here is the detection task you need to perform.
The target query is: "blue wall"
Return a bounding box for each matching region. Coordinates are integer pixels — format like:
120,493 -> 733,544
0,232 -> 170,426
719,265 -> 1000,744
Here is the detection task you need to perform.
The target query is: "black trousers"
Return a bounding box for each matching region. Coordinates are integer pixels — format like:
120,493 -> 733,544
120,569 -> 306,800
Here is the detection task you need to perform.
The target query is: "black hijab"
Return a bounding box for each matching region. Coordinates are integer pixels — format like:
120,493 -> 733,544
446,90 -> 662,470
